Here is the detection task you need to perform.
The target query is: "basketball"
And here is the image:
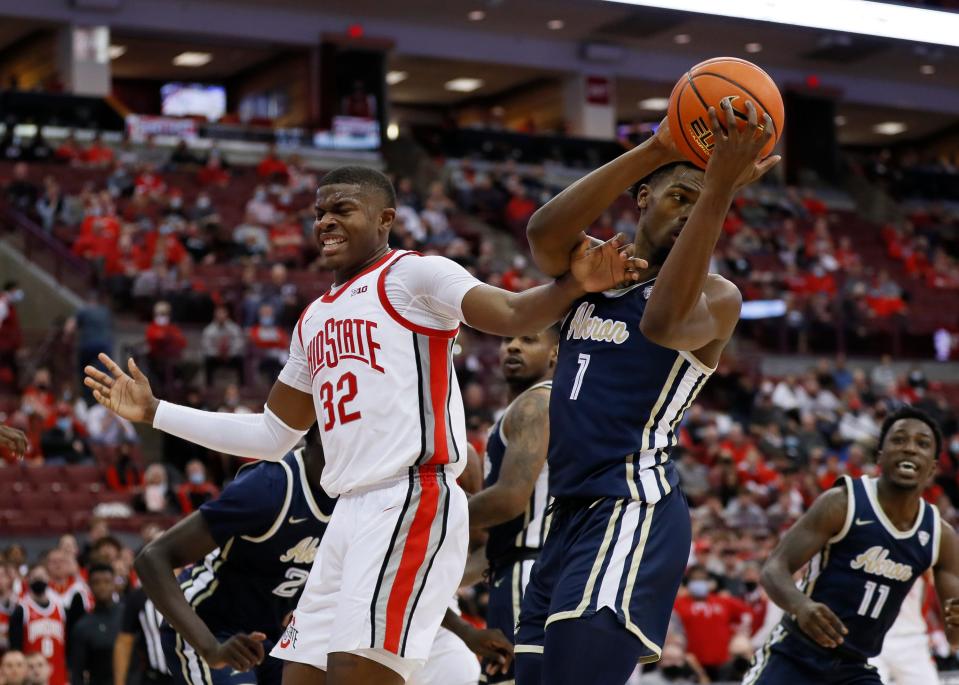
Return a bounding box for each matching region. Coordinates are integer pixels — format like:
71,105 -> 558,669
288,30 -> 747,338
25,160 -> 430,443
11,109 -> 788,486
667,57 -> 785,169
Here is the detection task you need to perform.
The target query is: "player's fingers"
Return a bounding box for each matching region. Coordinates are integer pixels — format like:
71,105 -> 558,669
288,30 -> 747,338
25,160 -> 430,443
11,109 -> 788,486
84,365 -> 114,387
816,613 -> 844,645
745,100 -> 757,130
760,113 -> 774,146
707,106 -> 724,140
98,352 -> 126,379
227,643 -> 257,670
805,621 -> 836,648
625,256 -> 648,270
128,357 -> 149,383
84,377 -> 112,399
723,98 -> 737,135
822,606 -> 848,636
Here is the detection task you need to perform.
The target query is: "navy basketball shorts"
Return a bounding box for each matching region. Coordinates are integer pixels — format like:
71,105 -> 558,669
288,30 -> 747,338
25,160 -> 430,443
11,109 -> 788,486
515,489 -> 691,669
481,557 -> 537,684
161,625 -> 282,685
744,624 -> 883,685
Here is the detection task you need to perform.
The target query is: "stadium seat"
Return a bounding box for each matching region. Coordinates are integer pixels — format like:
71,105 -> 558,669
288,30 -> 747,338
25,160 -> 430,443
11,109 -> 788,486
64,464 -> 103,485
57,490 -> 97,513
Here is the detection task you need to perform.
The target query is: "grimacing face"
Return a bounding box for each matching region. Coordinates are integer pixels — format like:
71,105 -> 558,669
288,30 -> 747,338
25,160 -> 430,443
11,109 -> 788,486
313,183 -> 394,277
636,165 -> 706,266
499,333 -> 557,384
877,418 -> 937,491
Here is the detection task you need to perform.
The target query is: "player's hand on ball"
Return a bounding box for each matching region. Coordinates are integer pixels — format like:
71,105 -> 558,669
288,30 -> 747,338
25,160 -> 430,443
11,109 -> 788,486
0,425 -> 28,460
570,232 -> 648,293
462,626 -> 514,675
704,100 -> 779,192
203,632 -> 266,671
84,353 -> 160,424
944,598 -> 959,629
651,117 -> 687,164
795,600 -> 848,649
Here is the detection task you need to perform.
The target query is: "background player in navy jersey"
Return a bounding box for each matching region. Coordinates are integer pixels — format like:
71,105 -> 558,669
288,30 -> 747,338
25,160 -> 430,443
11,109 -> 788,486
745,407 -> 959,685
515,102 -> 779,685
135,427 -> 512,685
469,328 -> 557,683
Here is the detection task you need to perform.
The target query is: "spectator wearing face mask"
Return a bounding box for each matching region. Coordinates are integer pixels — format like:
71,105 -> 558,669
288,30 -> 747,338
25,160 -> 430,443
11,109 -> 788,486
175,459 -> 220,514
0,281 -> 24,388
9,566 -> 67,685
201,306 -> 245,386
244,186 -> 278,225
133,464 -> 179,515
39,404 -> 91,465
144,302 -> 186,395
672,565 -> 752,681
247,304 -> 289,384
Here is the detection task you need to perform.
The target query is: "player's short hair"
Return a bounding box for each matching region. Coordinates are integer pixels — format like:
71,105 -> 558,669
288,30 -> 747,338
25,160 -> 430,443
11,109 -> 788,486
318,166 -> 396,208
877,405 -> 943,458
628,161 -> 700,199
87,563 -> 114,577
544,323 -> 561,341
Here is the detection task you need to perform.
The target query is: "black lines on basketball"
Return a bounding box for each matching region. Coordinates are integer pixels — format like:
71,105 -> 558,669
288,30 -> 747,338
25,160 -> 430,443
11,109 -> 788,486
695,71 -> 779,139
675,81 -> 709,166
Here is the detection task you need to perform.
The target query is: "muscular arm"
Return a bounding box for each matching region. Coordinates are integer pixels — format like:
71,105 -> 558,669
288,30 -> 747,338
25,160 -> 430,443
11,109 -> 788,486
933,521 -> 959,646
461,278 -> 585,337
468,389 -> 550,530
526,134 -> 678,277
458,444 -> 484,496
113,633 -> 135,685
760,486 -> 849,648
133,513 -> 222,660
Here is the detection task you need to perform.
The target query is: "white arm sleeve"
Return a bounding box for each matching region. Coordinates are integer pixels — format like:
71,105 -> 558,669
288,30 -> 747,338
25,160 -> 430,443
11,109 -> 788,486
384,255 -> 484,330
152,402 -> 306,461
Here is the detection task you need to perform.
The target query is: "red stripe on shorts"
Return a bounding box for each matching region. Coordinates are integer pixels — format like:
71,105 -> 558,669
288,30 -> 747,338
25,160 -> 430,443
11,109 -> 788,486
383,468 -> 440,653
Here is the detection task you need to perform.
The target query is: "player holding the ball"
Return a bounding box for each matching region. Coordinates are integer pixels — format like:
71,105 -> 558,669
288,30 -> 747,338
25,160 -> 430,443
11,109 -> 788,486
514,60 -> 781,685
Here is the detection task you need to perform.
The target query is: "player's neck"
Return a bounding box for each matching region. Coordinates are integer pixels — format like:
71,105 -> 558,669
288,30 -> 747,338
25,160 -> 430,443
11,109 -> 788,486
507,373 -> 551,402
875,478 -> 922,530
631,232 -> 662,283
333,244 -> 391,285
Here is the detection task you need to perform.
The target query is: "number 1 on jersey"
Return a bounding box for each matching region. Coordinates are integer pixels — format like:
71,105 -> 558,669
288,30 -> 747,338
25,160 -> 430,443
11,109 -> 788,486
570,353 -> 590,400
856,580 -> 890,619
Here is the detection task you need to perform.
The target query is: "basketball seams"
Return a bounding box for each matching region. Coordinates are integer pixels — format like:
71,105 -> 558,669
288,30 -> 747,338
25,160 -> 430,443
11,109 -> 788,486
673,80 -> 709,167
692,71 -> 781,139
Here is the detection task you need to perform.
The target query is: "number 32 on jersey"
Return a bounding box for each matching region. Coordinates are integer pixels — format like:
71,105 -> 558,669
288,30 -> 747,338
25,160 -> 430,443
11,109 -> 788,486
319,371 -> 362,430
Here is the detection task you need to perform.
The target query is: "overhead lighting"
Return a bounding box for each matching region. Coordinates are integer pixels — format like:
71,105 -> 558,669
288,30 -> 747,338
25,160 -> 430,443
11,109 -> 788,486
386,71 -> 408,85
547,19 -> 565,30
468,10 -> 485,21
387,123 -> 399,140
638,97 -> 670,110
108,45 -> 126,60
599,0 -> 959,48
920,64 -> 936,75
834,115 -> 847,126
172,52 -> 212,67
745,42 -> 762,53
445,78 -> 484,93
673,33 -> 692,44
873,121 -> 907,135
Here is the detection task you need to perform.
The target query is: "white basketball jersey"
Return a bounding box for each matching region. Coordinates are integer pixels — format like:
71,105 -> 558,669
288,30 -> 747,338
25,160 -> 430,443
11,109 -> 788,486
886,572 -> 930,640
291,250 -> 467,496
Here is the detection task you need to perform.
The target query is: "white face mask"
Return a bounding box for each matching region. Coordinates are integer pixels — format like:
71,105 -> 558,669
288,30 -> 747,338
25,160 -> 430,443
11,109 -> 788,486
8,289 -> 23,302
154,315 -> 170,326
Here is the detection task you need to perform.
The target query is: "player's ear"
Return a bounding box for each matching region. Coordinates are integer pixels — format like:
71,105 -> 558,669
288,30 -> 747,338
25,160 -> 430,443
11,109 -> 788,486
379,207 -> 396,233
636,185 -> 650,210
548,344 -> 558,369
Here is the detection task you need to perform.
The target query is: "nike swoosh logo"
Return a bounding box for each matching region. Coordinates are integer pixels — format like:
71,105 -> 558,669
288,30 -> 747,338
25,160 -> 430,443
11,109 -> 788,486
288,516 -> 308,525
855,518 -> 874,526
493,577 -> 505,588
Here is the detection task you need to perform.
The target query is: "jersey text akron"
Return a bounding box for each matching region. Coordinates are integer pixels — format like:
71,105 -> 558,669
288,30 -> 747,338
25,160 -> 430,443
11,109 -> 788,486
306,317 -> 385,378
849,545 -> 913,582
567,302 -> 630,344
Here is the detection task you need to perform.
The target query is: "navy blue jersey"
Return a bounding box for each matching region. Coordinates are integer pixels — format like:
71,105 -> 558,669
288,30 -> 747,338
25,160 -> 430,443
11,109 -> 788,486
178,449 -> 335,641
548,281 -> 712,500
792,476 -> 941,659
484,381 -> 552,567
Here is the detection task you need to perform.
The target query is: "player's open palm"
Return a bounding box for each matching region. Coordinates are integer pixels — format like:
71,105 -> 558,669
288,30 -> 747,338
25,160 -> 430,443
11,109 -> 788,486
569,232 -> 647,292
83,353 -> 158,424
795,599 -> 848,649
705,99 -> 779,191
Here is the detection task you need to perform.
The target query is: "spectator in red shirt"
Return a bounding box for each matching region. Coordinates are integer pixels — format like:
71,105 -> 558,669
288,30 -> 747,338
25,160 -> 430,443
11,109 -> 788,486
197,156 -> 230,187
269,214 -> 306,266
54,134 -> 80,164
256,144 -> 288,182
144,301 -> 186,395
248,304 -> 289,383
137,227 -> 188,271
134,164 -> 165,197
0,281 -> 24,388
176,459 -> 220,514
673,565 -> 752,680
104,444 -> 143,493
81,134 -> 114,167
719,423 -> 758,464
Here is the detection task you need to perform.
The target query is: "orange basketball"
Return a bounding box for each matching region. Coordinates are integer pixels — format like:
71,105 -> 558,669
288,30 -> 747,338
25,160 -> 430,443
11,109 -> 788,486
667,57 -> 784,169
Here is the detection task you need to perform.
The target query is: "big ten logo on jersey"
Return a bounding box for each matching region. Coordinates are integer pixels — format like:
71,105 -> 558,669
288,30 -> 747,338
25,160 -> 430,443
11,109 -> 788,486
280,537 -> 320,565
350,285 -> 368,297
850,546 -> 913,582
567,302 -> 630,344
305,317 -> 385,378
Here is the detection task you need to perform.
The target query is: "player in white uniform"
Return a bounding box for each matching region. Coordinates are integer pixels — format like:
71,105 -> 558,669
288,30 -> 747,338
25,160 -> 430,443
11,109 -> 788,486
869,573 -> 941,685
83,166 -> 641,685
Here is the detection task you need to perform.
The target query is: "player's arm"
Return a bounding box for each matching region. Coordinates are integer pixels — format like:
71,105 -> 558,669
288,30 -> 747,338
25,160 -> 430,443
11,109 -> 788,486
640,102 -> 777,353
526,121 -> 683,277
134,514 -> 266,671
84,354 -> 314,461
440,609 -> 513,676
468,389 -> 550,530
113,632 -> 135,685
458,443 -> 484,496
933,520 -> 959,647
760,486 -> 850,649
463,234 -> 643,336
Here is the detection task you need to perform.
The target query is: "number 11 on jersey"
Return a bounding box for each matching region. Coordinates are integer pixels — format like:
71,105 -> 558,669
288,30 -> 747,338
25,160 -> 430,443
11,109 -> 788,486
570,353 -> 590,400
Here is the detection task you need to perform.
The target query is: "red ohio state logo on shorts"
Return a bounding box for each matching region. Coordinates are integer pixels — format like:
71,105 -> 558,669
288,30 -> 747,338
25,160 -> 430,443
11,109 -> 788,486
279,616 -> 298,649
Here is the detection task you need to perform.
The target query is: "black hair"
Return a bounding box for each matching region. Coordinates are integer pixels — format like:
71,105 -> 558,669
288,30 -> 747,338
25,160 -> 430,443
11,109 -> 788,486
628,161 -> 700,199
92,535 -> 123,552
87,563 -> 114,577
2,280 -> 17,291
878,405 -> 943,458
318,166 -> 396,208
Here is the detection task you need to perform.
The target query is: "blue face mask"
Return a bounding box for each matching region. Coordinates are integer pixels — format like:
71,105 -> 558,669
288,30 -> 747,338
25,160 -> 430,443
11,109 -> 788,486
56,417 -> 72,432
189,472 -> 205,485
260,316 -> 274,326
688,579 -> 711,599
